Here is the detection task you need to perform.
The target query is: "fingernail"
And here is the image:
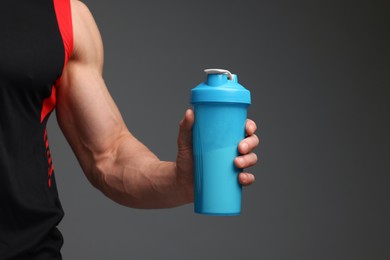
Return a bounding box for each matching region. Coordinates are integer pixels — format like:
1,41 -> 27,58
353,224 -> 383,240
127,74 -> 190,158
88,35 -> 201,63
241,142 -> 249,152
236,157 -> 244,166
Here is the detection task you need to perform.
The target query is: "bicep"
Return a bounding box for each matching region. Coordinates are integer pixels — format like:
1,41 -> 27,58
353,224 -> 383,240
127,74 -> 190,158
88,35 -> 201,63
56,1 -> 129,171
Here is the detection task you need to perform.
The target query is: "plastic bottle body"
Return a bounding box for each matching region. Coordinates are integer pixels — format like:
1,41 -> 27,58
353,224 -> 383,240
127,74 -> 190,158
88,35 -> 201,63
193,102 -> 248,215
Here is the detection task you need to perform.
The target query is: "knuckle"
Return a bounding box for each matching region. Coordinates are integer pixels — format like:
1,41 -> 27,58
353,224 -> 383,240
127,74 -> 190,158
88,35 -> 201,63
251,120 -> 257,131
246,119 -> 255,130
240,153 -> 258,167
252,153 -> 258,164
245,153 -> 257,167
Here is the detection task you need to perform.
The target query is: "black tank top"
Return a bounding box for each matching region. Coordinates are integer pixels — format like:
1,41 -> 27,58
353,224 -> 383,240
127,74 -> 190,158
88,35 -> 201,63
0,0 -> 73,259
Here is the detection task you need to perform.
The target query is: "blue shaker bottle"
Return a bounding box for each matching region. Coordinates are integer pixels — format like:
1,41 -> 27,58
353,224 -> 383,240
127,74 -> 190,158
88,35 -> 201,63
191,68 -> 251,215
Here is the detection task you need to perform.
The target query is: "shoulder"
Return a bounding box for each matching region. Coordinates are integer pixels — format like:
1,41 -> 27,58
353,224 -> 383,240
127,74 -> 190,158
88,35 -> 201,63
71,0 -> 94,23
69,0 -> 104,68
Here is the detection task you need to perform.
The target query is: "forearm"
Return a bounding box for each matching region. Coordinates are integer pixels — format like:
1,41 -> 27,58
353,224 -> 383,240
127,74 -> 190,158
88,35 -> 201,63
90,132 -> 193,209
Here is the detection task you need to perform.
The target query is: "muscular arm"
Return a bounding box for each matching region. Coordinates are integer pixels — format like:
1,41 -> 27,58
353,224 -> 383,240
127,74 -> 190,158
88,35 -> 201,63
56,1 -> 258,209
57,1 -> 191,208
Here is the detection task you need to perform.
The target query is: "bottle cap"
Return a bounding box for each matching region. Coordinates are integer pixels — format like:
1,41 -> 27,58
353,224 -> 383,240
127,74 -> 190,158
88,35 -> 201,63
191,69 -> 251,104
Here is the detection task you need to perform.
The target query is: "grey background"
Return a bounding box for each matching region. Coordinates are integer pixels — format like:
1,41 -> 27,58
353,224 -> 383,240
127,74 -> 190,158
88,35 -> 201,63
47,0 -> 390,259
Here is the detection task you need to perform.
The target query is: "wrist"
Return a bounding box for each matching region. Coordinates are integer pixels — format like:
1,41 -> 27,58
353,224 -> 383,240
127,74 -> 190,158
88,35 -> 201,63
145,160 -> 193,206
173,162 -> 194,204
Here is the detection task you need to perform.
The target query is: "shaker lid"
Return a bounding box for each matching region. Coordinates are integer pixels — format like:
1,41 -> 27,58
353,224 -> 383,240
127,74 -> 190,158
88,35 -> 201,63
191,68 -> 251,104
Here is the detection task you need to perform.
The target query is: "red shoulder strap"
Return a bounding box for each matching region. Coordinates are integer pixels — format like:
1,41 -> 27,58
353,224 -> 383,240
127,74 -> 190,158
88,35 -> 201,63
40,0 -> 73,123
53,0 -> 73,67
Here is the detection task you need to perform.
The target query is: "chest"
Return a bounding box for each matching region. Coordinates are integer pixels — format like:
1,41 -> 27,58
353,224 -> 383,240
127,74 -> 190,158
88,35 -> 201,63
0,0 -> 64,97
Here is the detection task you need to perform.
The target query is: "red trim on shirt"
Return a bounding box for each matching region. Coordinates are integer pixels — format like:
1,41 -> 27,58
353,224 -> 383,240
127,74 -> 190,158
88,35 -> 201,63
44,129 -> 55,188
40,85 -> 57,123
40,0 -> 73,123
53,0 -> 74,67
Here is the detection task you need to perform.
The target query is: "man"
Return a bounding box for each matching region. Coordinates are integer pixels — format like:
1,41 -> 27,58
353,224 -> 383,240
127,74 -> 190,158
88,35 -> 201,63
0,0 -> 259,259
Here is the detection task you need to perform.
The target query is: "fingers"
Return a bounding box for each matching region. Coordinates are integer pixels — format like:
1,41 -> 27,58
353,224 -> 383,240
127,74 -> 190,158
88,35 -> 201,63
237,119 -> 259,186
235,152 -> 258,169
238,134 -> 259,154
238,172 -> 255,186
177,109 -> 194,151
239,119 -> 259,154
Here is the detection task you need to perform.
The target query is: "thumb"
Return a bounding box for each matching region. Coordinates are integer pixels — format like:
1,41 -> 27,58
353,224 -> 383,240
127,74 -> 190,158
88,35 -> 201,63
178,109 -> 194,151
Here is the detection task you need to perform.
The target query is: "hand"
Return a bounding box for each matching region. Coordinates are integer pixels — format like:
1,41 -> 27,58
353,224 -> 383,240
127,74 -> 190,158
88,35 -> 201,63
176,109 -> 259,201
176,109 -> 195,202
234,119 -> 259,185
